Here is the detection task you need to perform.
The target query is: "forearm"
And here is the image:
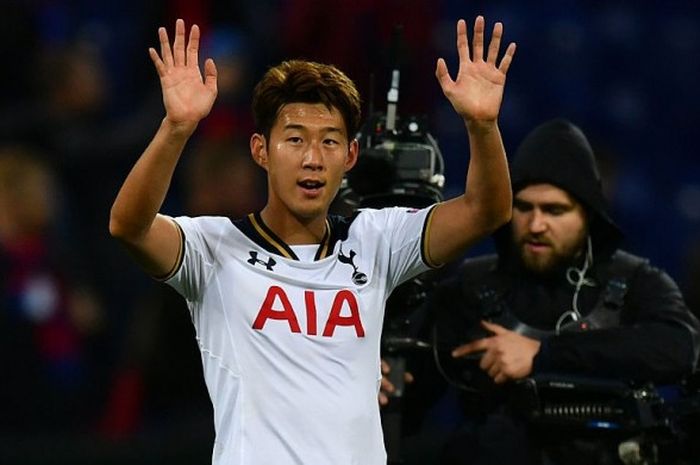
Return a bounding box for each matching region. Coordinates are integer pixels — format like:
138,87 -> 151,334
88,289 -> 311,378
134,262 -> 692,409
109,118 -> 194,241
426,121 -> 511,265
534,323 -> 697,383
463,119 -> 512,227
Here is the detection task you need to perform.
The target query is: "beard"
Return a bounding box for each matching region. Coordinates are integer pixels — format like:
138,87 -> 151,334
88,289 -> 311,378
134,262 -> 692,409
515,232 -> 587,275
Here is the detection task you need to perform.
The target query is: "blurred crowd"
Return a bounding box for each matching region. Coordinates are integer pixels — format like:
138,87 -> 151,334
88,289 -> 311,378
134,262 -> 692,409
0,1 -> 698,464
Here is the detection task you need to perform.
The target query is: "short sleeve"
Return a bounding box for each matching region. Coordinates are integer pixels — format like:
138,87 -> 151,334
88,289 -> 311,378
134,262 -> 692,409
361,205 -> 439,290
165,216 -> 227,302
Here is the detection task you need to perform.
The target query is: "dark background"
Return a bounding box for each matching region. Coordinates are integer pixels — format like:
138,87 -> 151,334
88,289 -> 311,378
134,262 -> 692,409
0,1 -> 698,463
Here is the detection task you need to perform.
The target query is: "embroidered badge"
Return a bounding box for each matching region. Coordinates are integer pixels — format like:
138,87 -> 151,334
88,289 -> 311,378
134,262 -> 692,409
338,246 -> 368,285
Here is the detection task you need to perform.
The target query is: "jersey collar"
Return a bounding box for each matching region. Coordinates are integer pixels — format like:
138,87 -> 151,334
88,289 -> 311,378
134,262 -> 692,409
243,212 -> 332,261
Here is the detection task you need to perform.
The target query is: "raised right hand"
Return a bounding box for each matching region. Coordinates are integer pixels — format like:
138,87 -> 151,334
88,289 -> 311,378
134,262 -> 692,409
435,16 -> 516,124
149,19 -> 218,134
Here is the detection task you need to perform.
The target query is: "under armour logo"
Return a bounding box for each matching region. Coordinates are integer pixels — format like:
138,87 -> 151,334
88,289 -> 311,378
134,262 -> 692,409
338,247 -> 368,285
248,251 -> 276,271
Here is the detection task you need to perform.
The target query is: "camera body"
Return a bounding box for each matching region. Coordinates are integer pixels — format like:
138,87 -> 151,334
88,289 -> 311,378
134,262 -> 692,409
341,112 -> 445,209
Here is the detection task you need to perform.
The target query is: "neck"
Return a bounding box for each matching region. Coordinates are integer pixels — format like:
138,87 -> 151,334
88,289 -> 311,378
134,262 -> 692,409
259,206 -> 327,245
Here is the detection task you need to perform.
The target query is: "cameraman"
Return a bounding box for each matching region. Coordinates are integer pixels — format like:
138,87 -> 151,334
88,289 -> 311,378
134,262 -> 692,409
415,119 -> 700,465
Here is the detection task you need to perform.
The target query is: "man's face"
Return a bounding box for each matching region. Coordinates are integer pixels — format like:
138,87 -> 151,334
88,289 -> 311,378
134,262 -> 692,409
511,183 -> 588,273
251,102 -> 358,221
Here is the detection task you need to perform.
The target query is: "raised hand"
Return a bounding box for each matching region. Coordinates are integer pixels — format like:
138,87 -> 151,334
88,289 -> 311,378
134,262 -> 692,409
436,16 -> 516,123
149,19 -> 218,132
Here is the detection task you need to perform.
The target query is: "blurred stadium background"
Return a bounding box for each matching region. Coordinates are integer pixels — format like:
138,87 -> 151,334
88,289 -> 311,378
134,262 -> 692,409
0,1 -> 698,463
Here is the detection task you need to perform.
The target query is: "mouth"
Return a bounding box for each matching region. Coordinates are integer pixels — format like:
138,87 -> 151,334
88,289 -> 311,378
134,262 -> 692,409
297,179 -> 326,196
523,238 -> 552,253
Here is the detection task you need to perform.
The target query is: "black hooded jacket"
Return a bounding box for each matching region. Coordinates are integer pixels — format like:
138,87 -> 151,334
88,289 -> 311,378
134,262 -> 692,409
434,119 -> 699,385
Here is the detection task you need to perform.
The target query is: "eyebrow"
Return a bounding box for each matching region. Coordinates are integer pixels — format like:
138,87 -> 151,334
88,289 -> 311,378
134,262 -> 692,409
283,124 -> 344,134
513,198 -> 574,209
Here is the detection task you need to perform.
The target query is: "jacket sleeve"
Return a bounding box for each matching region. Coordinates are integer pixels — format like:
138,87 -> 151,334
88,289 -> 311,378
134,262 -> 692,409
533,261 -> 700,383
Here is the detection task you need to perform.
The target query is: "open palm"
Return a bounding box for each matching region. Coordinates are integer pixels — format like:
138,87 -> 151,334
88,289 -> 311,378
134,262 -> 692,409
436,17 -> 516,122
149,19 -> 218,128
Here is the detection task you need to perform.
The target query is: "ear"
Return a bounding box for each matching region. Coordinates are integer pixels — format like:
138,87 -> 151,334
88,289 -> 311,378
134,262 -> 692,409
344,138 -> 359,171
250,133 -> 268,170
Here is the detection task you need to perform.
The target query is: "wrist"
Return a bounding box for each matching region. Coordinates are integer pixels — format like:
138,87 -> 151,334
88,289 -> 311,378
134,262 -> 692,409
464,119 -> 499,135
161,117 -> 198,140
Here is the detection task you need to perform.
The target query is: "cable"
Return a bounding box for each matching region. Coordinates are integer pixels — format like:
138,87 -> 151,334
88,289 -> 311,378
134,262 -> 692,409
556,235 -> 597,334
431,324 -> 479,392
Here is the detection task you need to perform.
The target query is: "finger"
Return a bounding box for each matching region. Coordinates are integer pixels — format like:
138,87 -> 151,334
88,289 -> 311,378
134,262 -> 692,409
456,19 -> 470,64
381,359 -> 390,375
404,371 -> 414,384
493,372 -> 509,384
498,42 -> 517,75
452,338 -> 488,358
187,24 -> 200,68
487,361 -> 500,379
148,47 -> 166,77
472,16 -> 485,62
481,320 -> 507,335
486,22 -> 503,65
435,58 -> 453,92
379,392 -> 389,406
381,376 -> 395,393
173,18 -> 186,67
158,26 -> 173,67
479,349 -> 496,371
204,58 -> 218,94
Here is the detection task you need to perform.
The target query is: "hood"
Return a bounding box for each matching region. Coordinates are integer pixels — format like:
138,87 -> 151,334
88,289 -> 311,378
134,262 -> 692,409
495,118 -> 623,263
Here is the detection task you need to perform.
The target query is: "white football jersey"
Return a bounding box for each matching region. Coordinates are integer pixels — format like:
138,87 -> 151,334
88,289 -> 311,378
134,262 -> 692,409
165,206 -> 437,465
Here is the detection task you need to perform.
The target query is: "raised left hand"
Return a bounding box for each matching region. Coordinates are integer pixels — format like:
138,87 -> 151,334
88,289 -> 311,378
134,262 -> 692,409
436,16 -> 516,123
452,320 -> 540,384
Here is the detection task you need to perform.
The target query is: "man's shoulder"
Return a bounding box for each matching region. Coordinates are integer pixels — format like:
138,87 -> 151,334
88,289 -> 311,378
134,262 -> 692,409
343,205 -> 434,236
602,250 -> 653,281
353,205 -> 431,220
173,214 -> 237,236
434,254 -> 499,293
599,249 -> 689,299
608,249 -> 681,289
461,253 -> 499,268
460,254 -> 499,277
609,249 -> 649,267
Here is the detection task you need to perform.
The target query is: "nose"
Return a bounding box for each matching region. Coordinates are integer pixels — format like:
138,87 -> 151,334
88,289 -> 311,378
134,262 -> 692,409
302,141 -> 324,170
528,209 -> 548,234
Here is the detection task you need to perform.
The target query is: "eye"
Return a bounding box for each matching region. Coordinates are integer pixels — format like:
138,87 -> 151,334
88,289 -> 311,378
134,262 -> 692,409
287,136 -> 303,144
513,200 -> 532,212
324,138 -> 340,146
544,205 -> 567,216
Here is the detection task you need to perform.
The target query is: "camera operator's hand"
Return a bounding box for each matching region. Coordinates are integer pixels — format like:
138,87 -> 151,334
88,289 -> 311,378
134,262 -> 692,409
451,321 -> 540,384
379,358 -> 414,406
435,16 -> 516,123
